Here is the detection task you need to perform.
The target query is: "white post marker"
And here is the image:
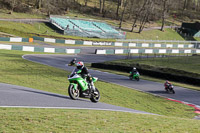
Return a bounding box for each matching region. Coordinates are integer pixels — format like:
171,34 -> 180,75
44,48 -> 55,53
159,49 -> 167,53
22,46 -> 34,52
142,43 -> 149,47
44,38 -> 56,43
114,42 -> 123,46
145,49 -> 153,54
83,41 -> 93,45
184,49 -> 191,54
10,38 -> 22,42
96,50 -> 106,54
130,49 -> 139,53
65,40 -> 75,44
129,43 -> 136,47
172,49 -> 179,54
66,49 -> 75,54
154,44 -> 161,47
0,44 -> 12,50
178,44 -> 184,48
166,44 -> 173,48
115,49 -> 124,54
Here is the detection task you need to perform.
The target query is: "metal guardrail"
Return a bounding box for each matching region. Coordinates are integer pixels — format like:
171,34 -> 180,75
117,39 -> 200,44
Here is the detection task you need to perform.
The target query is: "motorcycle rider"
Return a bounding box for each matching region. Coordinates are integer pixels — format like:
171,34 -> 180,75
68,58 -> 76,66
70,60 -> 97,94
130,67 -> 139,77
164,80 -> 172,91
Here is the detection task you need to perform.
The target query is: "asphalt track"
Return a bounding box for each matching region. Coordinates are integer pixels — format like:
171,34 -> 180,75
23,54 -> 200,107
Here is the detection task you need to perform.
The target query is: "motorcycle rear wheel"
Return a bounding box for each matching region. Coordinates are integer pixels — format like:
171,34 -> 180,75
171,90 -> 175,94
68,84 -> 80,100
90,88 -> 100,103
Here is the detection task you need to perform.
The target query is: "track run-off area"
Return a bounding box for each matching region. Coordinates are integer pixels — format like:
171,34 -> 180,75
1,53 -> 200,115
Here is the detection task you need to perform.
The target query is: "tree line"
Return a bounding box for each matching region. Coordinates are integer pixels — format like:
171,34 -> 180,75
0,0 -> 200,33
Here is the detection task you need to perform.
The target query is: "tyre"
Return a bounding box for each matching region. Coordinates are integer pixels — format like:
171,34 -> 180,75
136,77 -> 140,81
129,76 -> 132,80
171,89 -> 175,94
90,88 -> 100,103
68,84 -> 80,100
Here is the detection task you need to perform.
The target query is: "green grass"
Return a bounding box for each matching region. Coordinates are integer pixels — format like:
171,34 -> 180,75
195,37 -> 200,41
0,49 -> 197,119
0,9 -> 46,19
107,56 -> 200,75
0,21 -> 115,42
0,108 -> 200,133
126,28 -> 185,40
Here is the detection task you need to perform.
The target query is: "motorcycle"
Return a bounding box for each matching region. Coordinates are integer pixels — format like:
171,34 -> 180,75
165,84 -> 175,94
68,68 -> 100,103
129,72 -> 140,81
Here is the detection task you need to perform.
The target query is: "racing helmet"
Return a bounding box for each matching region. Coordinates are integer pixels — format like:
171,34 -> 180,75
77,61 -> 84,69
133,67 -> 137,71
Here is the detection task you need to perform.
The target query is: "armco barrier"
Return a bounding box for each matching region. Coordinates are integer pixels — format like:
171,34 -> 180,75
0,37 -> 33,42
95,49 -> 200,54
91,63 -> 200,86
33,36 -> 196,48
0,44 -> 80,54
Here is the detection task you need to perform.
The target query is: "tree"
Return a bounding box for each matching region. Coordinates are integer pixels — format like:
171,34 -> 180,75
161,0 -> 168,31
116,0 -> 121,19
131,0 -> 149,32
119,0 -> 128,29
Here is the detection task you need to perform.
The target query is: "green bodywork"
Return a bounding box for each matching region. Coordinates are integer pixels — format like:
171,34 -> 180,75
69,76 -> 88,91
69,75 -> 98,92
130,72 -> 140,79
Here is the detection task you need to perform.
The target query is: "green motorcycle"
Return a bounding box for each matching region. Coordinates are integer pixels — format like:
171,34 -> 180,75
68,68 -> 100,103
129,71 -> 140,81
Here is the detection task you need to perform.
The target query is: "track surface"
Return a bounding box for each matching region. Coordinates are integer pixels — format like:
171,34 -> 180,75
0,83 -> 153,114
23,54 -> 200,107
0,54 -> 155,114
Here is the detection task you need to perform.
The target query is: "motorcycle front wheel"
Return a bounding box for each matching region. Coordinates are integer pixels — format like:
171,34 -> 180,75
90,88 -> 100,103
136,77 -> 140,81
68,84 -> 80,100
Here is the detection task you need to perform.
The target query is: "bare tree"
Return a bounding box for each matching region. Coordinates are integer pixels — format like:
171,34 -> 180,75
116,0 -> 121,19
119,0 -> 128,29
138,0 -> 155,33
161,0 -> 168,31
131,0 -> 149,32
99,0 -> 103,13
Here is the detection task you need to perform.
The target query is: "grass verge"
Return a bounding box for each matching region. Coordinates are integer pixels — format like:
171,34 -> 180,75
106,56 -> 200,75
0,108 -> 200,132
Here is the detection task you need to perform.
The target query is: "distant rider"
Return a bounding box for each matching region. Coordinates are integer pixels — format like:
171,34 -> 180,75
68,58 -> 76,66
164,80 -> 172,90
130,67 -> 139,76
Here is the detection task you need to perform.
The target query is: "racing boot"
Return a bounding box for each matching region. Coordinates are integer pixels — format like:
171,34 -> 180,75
90,82 -> 98,95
